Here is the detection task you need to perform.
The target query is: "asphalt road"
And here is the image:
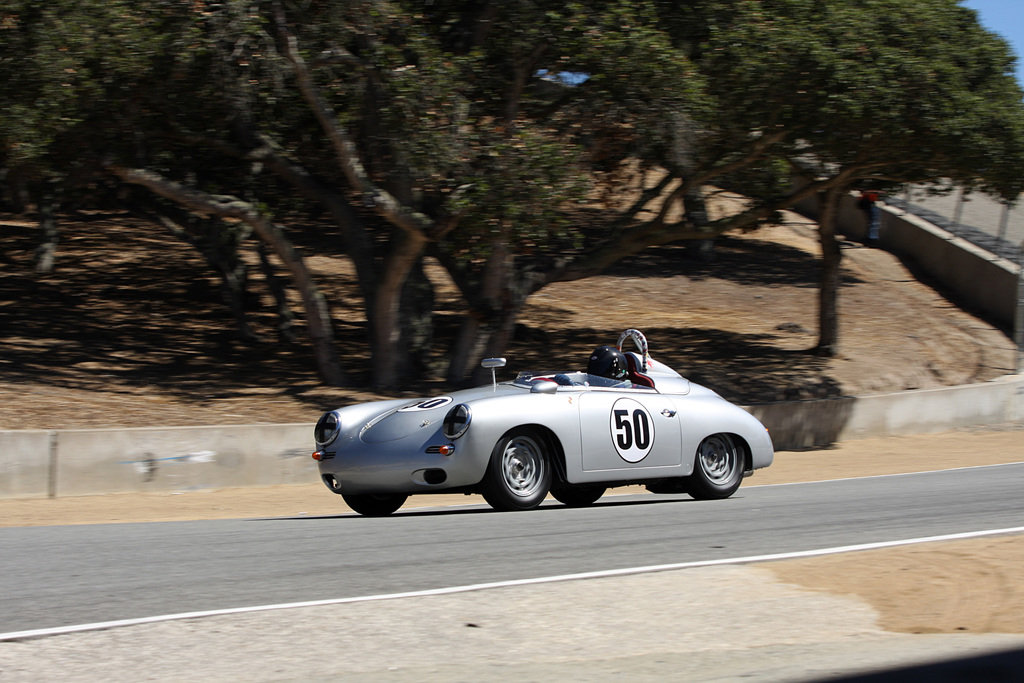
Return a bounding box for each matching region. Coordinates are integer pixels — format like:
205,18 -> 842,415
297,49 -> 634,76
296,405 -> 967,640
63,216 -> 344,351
3,463 -> 1024,636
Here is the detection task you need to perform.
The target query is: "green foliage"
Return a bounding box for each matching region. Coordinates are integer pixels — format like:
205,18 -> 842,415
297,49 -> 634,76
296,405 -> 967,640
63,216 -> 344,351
0,1 -> 198,170
445,125 -> 591,260
4,0 -> 1024,350
1,2 -> 1018,249
694,0 -> 1024,198
4,0 -> 1022,205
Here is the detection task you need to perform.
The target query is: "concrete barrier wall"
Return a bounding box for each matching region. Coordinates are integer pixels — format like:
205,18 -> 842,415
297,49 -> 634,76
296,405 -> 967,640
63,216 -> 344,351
883,210 -> 1019,326
1,377 -> 1021,499
749,374 -> 1024,450
0,424 -> 318,500
54,423 -> 318,497
0,430 -> 55,499
796,190 -> 1020,328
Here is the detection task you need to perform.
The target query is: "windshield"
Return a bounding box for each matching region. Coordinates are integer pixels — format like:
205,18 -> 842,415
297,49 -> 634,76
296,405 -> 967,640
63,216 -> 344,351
513,370 -> 635,389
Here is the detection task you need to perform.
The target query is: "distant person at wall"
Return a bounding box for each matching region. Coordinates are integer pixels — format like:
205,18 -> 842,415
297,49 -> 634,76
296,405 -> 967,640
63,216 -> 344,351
857,190 -> 881,246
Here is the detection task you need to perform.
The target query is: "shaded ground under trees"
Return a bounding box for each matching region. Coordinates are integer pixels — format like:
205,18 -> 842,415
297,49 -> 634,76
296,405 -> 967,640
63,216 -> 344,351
0,207 -> 1015,430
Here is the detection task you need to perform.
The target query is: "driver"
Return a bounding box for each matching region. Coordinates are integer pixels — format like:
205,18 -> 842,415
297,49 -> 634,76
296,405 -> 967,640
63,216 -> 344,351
587,345 -> 628,381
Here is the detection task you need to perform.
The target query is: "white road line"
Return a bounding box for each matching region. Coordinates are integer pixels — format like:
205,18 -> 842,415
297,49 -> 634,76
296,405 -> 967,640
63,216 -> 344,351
4,524 -> 1024,643
748,460 -> 1024,488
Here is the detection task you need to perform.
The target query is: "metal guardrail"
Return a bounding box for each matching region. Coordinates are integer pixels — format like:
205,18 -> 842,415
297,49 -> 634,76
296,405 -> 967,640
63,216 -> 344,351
887,186 -> 1023,262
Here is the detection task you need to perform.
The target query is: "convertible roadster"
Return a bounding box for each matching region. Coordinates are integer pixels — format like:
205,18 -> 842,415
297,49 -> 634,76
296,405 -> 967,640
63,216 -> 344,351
313,329 -> 773,515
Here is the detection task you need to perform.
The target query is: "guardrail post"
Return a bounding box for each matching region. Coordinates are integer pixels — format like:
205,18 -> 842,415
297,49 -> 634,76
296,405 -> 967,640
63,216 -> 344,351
1017,239 -> 1024,375
951,187 -> 965,236
997,201 -> 1010,256
47,430 -> 58,499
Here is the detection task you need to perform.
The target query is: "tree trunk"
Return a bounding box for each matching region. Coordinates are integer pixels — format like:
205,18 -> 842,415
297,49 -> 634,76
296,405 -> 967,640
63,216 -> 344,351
442,244 -> 555,385
815,185 -> 846,357
446,312 -> 489,385
124,197 -> 261,343
257,241 -> 296,343
243,137 -> 378,310
208,224 -> 257,343
370,229 -> 428,390
467,297 -> 527,386
396,258 -> 436,380
33,184 -> 60,274
109,166 -> 347,386
445,241 -> 508,384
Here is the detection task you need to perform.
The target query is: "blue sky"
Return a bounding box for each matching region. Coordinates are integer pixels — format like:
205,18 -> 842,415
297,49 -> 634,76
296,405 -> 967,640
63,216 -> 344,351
962,0 -> 1023,87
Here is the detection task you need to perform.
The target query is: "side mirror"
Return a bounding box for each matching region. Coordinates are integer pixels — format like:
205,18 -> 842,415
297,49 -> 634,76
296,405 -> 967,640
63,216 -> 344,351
481,358 -> 506,390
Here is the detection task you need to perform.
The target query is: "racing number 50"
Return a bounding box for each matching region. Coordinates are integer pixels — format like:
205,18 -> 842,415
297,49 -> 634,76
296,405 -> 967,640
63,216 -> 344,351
610,397 -> 655,463
613,408 -> 651,450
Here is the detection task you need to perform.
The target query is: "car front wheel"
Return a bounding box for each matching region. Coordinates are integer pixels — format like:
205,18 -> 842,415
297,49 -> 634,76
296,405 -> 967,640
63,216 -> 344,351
480,428 -> 552,511
685,433 -> 744,500
342,492 -> 408,516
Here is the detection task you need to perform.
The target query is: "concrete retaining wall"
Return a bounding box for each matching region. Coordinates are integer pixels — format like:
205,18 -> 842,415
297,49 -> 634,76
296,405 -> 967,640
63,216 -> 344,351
0,430 -> 55,499
796,191 -> 1021,328
1,424 -> 317,500
2,377 -> 1021,500
748,374 -> 1024,450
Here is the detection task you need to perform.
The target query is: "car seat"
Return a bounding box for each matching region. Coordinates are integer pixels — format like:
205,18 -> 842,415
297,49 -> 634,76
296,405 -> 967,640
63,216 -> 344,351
624,352 -> 656,388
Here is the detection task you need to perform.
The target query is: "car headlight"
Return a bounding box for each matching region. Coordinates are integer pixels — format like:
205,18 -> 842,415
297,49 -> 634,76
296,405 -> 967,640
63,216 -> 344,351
442,404 -> 471,439
314,411 -> 341,446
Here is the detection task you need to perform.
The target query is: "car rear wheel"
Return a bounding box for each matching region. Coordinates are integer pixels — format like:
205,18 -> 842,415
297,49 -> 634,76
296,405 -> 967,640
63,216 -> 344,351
685,433 -> 744,500
551,485 -> 606,507
342,492 -> 408,516
480,428 -> 552,511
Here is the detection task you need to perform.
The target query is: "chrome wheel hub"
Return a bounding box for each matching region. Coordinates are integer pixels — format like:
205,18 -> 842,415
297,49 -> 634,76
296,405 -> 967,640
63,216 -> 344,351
501,436 -> 546,498
698,434 -> 739,485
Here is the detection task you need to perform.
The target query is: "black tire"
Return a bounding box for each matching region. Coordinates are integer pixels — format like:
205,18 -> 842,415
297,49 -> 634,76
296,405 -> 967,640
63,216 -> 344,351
551,485 -> 606,508
342,492 -> 408,516
685,433 -> 744,500
480,427 -> 552,511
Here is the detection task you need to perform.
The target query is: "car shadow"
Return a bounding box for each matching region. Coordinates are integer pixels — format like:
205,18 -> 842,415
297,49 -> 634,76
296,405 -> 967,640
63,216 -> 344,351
262,494 -> 704,521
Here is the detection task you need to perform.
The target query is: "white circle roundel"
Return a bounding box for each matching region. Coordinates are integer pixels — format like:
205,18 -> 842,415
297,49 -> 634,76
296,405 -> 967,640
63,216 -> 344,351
398,396 -> 453,412
610,398 -> 655,463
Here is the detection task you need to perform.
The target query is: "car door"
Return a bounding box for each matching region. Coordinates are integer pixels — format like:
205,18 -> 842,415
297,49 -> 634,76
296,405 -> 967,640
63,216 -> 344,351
578,389 -> 682,472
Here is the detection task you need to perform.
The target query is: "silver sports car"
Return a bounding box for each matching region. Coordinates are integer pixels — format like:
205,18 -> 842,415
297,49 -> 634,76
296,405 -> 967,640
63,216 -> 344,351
313,329 -> 773,515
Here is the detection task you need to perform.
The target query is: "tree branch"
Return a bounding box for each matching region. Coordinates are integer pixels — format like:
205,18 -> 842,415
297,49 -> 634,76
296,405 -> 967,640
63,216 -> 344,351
272,3 -> 436,239
554,161 -> 876,282
108,165 -> 346,386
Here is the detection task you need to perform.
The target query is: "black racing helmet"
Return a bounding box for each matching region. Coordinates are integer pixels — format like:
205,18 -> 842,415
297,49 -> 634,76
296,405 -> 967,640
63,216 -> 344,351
587,345 -> 628,380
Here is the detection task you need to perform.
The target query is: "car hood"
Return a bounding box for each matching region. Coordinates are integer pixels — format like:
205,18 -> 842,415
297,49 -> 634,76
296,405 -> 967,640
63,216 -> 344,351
360,383 -> 523,444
